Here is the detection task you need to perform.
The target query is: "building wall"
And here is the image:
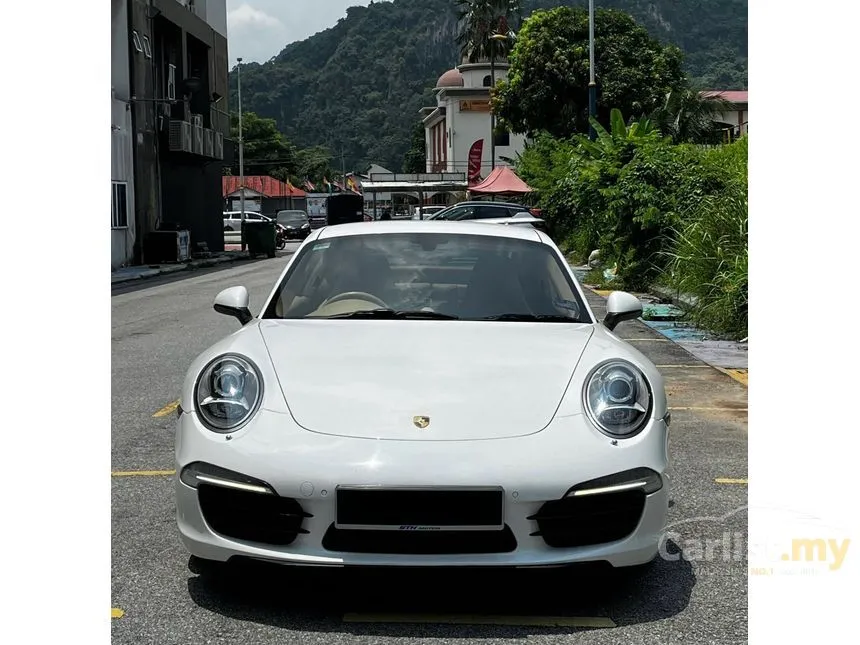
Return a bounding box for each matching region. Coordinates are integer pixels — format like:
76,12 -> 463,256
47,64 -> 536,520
424,61 -> 526,182
128,0 -> 162,264
112,0 -> 135,269
137,0 -> 230,256
714,107 -> 748,136
201,0 -> 228,38
442,94 -> 526,179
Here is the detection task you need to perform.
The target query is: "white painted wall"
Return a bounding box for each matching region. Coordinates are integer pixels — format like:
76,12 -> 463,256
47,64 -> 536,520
424,61 -> 526,181
111,0 -> 135,270
713,108 -> 748,135
441,93 -> 526,179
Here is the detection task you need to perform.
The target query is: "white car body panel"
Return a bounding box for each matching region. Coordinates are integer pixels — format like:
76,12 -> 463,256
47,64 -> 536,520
257,320 -> 595,441
175,221 -> 671,569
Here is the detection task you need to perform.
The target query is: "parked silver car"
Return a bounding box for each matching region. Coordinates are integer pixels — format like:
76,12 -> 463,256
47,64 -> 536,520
222,211 -> 273,231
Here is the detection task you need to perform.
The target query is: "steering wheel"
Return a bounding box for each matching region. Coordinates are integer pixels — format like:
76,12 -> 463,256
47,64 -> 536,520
320,291 -> 388,308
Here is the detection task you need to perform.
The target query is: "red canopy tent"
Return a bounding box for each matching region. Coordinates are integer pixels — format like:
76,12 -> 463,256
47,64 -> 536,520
468,166 -> 534,196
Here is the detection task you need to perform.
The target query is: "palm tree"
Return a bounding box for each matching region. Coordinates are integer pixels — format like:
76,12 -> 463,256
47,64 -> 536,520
650,89 -> 734,145
455,0 -> 521,63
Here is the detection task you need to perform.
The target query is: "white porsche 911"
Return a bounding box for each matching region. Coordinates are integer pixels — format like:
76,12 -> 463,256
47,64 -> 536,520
175,221 -> 670,572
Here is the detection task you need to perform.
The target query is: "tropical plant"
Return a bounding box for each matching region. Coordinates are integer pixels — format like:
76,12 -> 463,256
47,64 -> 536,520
650,88 -> 734,144
662,136 -> 748,337
492,6 -> 686,139
455,0 -> 522,63
229,111 -> 297,176
402,120 -> 427,173
664,188 -> 748,338
577,108 -> 669,161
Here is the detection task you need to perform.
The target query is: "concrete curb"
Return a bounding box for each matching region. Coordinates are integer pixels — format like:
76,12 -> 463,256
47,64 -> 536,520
650,284 -> 699,309
581,283 -> 748,380
110,253 -> 252,286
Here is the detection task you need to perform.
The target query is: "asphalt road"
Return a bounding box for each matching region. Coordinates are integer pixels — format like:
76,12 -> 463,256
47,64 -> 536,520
111,250 -> 748,644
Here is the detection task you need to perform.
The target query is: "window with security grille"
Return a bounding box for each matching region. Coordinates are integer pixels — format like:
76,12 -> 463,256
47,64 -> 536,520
112,182 -> 129,228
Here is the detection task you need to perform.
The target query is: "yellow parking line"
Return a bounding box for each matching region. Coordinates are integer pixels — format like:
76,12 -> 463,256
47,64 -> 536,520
111,608 -> 125,619
342,613 -> 615,628
718,368 -> 748,386
153,400 -> 180,418
715,478 -> 748,485
593,290 -> 613,297
111,470 -> 175,477
655,364 -> 712,368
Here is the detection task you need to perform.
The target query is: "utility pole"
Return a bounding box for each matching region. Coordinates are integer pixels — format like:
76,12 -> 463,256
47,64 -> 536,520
237,57 -> 246,251
490,39 -> 496,172
588,0 -> 597,141
489,31 -> 510,172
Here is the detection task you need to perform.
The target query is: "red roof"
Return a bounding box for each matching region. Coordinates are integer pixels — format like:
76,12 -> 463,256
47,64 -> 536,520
702,90 -> 748,104
469,166 -> 533,195
222,175 -> 307,198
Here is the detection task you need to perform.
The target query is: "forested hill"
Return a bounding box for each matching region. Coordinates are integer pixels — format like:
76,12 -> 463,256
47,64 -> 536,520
230,0 -> 748,171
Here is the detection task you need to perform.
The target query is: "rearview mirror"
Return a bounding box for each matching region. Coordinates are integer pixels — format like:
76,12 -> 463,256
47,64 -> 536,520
214,286 -> 253,325
603,291 -> 642,331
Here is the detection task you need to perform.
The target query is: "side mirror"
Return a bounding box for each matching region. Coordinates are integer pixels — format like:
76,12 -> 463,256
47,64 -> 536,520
603,291 -> 642,331
214,286 -> 253,325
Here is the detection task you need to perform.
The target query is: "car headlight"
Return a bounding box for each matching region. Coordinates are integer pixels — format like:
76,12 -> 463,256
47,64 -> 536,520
194,354 -> 263,432
301,223 -> 309,229
583,360 -> 652,438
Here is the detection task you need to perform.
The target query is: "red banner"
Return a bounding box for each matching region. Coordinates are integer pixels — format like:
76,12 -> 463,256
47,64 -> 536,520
467,139 -> 484,183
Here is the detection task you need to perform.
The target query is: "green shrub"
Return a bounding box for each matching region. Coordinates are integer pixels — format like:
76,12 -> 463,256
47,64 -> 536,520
663,137 -> 748,338
517,118 -> 748,337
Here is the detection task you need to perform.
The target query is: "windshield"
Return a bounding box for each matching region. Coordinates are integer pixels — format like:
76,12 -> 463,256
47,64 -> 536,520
277,211 -> 308,223
427,206 -> 456,220
263,232 -> 590,322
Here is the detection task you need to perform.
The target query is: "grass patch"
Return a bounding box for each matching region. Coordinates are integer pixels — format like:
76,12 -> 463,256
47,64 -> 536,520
663,187 -> 747,339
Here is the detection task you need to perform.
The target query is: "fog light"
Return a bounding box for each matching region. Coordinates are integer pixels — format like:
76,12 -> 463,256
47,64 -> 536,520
179,462 -> 274,495
566,467 -> 663,497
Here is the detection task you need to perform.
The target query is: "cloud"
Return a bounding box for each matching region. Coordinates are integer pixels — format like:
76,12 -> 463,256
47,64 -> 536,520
225,1 -> 373,63
227,3 -> 283,30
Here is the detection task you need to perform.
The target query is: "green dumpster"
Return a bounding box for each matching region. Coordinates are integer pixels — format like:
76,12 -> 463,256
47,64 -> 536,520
242,219 -> 277,258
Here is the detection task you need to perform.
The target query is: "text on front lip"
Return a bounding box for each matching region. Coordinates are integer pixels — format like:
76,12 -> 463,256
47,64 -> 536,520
399,525 -> 441,531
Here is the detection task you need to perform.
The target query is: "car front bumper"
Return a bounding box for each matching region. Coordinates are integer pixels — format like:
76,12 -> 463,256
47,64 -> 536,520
175,409 -> 670,568
282,228 -> 310,239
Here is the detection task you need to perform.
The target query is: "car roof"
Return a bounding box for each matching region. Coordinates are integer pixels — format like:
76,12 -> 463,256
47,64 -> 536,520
315,220 -> 544,242
444,201 -> 526,208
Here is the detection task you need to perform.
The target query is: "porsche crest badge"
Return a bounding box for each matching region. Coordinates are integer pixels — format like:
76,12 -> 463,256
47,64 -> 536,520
413,415 -> 430,429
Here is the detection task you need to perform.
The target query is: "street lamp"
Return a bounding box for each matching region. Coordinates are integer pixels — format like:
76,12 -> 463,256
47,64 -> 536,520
489,32 -> 509,172
588,0 -> 597,141
237,57 -> 246,251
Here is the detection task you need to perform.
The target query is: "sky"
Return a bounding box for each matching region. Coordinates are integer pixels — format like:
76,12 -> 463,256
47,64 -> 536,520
226,1 -> 373,64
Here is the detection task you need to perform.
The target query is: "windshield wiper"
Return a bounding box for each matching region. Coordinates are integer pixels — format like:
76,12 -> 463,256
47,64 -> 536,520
478,313 -> 581,323
319,308 -> 460,320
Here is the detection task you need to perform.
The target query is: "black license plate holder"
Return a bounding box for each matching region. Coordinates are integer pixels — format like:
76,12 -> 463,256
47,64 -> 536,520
334,487 -> 504,531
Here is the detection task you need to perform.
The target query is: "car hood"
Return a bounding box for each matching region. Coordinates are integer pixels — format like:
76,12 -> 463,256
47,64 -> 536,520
258,319 -> 594,441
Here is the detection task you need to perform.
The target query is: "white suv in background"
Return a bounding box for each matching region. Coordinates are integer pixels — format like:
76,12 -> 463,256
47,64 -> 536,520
410,205 -> 448,220
427,201 -> 547,232
222,211 -> 273,231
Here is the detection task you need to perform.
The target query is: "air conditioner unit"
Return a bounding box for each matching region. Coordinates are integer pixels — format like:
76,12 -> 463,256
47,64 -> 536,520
214,132 -> 224,160
191,122 -> 204,154
168,120 -> 192,152
190,113 -> 203,128
204,129 -> 214,157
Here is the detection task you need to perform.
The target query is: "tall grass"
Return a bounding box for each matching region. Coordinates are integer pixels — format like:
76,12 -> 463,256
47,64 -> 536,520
664,185 -> 748,338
